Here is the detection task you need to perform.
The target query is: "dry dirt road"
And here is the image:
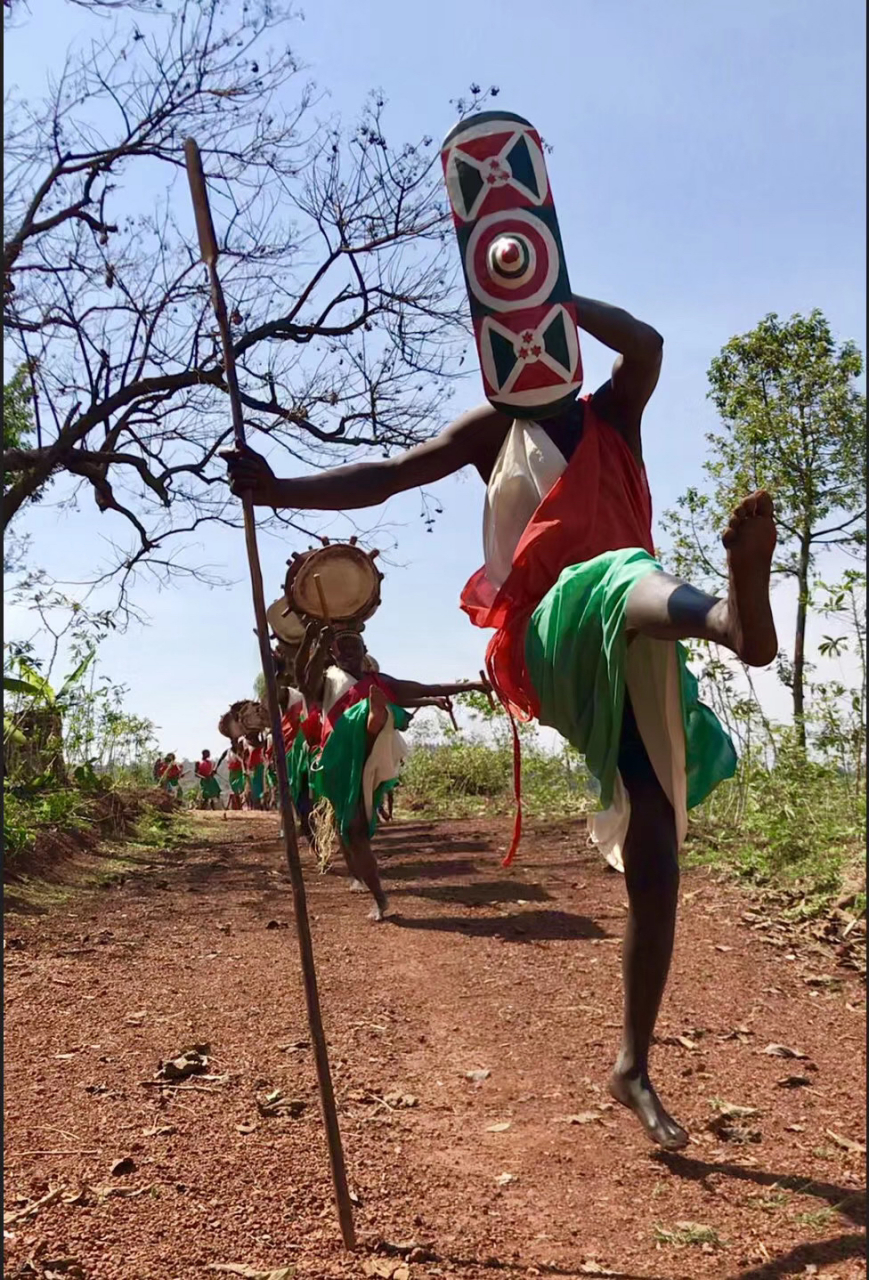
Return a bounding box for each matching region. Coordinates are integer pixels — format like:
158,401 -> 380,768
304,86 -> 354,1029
4,813 -> 866,1280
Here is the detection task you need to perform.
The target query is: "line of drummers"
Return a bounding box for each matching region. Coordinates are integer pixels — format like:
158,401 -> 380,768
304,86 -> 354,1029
213,538 -> 396,820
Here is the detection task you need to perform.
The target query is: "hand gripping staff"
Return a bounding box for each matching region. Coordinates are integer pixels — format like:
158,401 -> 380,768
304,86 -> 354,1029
183,138 -> 356,1252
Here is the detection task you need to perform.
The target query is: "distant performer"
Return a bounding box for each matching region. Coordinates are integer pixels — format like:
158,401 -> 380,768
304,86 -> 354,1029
194,749 -> 221,810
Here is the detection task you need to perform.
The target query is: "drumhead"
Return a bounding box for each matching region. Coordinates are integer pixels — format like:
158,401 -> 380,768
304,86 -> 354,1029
290,543 -> 382,623
267,596 -> 306,645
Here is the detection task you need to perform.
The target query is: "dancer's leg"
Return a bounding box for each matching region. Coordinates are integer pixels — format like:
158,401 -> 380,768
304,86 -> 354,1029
608,698 -> 688,1151
625,491 -> 777,666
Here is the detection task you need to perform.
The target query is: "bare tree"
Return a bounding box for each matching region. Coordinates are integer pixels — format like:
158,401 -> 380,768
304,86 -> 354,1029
4,0 -> 491,605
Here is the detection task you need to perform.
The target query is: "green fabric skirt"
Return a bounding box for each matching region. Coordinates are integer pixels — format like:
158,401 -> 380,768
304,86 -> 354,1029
229,771 -> 245,795
309,699 -> 410,842
249,763 -> 265,801
524,549 -> 736,811
287,732 -> 314,807
199,774 -> 221,800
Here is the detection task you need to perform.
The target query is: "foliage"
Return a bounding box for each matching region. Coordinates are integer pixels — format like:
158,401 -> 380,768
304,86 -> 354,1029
400,701 -> 590,820
3,366 -> 33,487
685,731 -> 864,902
4,0 -> 496,607
662,310 -> 866,747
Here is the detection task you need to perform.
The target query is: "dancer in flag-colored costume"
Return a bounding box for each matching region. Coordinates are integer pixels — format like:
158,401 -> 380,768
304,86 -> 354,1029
296,621 -> 486,921
226,741 -> 245,810
224,288 -> 778,1149
194,749 -> 222,810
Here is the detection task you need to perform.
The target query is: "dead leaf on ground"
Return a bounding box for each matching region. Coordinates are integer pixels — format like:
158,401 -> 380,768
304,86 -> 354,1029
785,1123 -> 806,1132
265,920 -> 289,930
256,1090 -> 306,1118
664,1035 -> 697,1050
236,1121 -> 258,1134
377,1240 -> 437,1263
708,1114 -> 762,1144
486,1120 -> 511,1132
90,1177 -> 151,1198
3,1186 -> 62,1226
362,1261 -> 409,1280
382,1091 -> 418,1109
714,945 -> 733,953
278,1040 -> 309,1052
142,1124 -> 176,1137
41,1259 -> 85,1280
110,1157 -> 136,1177
557,1111 -> 606,1125
207,1266 -> 296,1280
157,1046 -> 209,1081
721,1026 -> 753,1043
495,1172 -> 516,1186
762,1043 -> 809,1060
826,1129 -> 866,1155
777,1075 -> 813,1088
579,1263 -> 617,1277
712,1101 -> 760,1119
124,1010 -> 146,1026
464,1068 -> 491,1084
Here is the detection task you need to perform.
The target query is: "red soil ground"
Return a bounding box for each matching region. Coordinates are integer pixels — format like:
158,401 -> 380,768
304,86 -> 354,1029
4,813 -> 866,1279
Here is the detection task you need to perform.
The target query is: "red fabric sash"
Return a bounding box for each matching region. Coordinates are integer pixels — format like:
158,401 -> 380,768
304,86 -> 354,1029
321,673 -> 398,746
300,707 -> 323,749
461,399 -> 655,865
280,702 -> 304,751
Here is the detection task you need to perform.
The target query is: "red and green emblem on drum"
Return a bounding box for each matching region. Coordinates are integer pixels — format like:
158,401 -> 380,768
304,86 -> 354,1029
441,110 -> 582,419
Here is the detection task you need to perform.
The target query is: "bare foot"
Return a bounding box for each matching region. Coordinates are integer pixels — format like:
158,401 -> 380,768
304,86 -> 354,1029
368,896 -> 389,923
609,1067 -> 689,1151
348,878 -> 366,893
721,490 -> 778,667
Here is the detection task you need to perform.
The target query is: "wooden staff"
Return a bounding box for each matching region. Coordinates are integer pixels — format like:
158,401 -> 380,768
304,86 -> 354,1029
183,138 -> 356,1251
444,697 -> 460,732
480,670 -> 496,710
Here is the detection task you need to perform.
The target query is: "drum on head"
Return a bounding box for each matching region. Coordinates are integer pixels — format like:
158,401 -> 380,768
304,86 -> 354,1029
287,541 -> 383,625
266,596 -> 306,646
218,699 -> 269,741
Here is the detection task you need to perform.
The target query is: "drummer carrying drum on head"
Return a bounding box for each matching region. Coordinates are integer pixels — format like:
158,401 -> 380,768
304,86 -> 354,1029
293,615 -> 488,921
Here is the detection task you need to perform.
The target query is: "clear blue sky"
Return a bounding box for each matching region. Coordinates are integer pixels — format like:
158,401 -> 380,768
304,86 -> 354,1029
6,0 -> 866,757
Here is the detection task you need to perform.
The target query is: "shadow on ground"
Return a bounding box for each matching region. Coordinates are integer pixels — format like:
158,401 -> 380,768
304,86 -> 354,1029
389,906 -> 608,942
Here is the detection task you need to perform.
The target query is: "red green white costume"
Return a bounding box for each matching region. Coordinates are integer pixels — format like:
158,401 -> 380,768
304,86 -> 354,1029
461,396 -> 736,869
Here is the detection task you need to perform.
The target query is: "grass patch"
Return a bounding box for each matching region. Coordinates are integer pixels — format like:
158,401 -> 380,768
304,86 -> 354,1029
653,1222 -> 721,1248
399,733 -> 590,821
671,748 -> 864,910
794,1208 -> 835,1229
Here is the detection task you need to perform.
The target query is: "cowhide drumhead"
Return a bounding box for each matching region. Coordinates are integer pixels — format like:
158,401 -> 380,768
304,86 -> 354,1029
289,543 -> 382,623
267,596 -> 306,646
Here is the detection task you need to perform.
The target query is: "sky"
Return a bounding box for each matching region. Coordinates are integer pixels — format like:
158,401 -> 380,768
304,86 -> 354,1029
4,0 -> 866,758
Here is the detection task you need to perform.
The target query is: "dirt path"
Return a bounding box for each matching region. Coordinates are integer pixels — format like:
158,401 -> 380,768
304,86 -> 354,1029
4,814 -> 866,1280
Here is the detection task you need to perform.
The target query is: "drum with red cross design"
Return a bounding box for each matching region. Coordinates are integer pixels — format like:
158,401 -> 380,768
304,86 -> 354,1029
441,110 -> 582,419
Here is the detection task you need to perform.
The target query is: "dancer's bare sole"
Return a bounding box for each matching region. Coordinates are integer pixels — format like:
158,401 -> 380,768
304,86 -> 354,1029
722,490 -> 778,667
608,1068 -> 689,1151
348,877 -> 366,893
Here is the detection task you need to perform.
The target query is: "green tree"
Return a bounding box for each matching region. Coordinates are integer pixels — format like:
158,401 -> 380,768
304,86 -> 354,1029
663,310 -> 866,750
3,367 -> 33,490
